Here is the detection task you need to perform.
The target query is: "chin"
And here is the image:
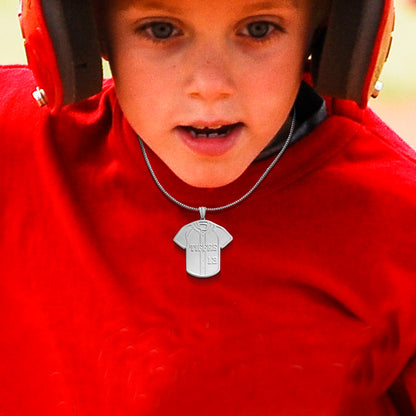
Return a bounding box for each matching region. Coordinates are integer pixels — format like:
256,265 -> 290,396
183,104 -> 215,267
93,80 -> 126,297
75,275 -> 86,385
175,164 -> 246,189
184,177 -> 234,189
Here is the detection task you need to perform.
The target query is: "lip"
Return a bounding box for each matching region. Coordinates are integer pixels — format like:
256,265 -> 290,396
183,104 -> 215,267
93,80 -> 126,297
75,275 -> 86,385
176,122 -> 244,157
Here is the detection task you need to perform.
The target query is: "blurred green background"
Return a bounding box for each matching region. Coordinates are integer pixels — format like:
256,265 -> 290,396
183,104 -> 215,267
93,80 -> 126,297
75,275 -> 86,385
1,0 -> 415,146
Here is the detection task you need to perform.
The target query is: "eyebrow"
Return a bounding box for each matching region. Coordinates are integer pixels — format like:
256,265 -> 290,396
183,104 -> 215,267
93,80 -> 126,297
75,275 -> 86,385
241,1 -> 298,13
128,1 -> 183,13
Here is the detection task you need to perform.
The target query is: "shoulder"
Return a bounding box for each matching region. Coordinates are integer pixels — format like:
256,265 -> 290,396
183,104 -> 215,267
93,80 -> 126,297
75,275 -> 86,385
0,64 -> 116,135
0,65 -> 39,121
0,64 -> 116,118
303,97 -> 416,234
0,66 -> 41,171
327,97 -> 416,165
314,98 -> 416,246
299,98 -> 416,280
0,65 -> 116,180
324,97 -> 416,181
0,64 -> 36,89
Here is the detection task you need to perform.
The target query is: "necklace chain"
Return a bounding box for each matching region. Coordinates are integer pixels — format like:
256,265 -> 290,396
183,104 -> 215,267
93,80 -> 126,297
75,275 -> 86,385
138,107 -> 296,214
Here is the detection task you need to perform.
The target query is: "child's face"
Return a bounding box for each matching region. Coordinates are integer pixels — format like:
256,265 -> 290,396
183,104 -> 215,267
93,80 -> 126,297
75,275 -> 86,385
106,0 -> 316,187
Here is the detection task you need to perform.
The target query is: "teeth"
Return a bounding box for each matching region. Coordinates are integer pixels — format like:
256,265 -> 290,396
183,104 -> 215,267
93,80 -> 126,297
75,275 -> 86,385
193,125 -> 223,130
184,123 -> 240,139
189,130 -> 222,138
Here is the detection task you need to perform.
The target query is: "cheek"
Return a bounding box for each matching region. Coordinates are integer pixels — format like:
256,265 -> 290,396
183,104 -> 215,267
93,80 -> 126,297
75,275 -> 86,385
236,56 -> 302,144
114,59 -> 178,126
235,32 -> 308,102
108,33 -> 174,108
239,58 -> 302,116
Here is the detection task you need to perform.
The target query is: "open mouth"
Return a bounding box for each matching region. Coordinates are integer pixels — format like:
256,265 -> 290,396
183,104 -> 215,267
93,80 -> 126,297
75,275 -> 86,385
177,122 -> 244,156
181,123 -> 242,138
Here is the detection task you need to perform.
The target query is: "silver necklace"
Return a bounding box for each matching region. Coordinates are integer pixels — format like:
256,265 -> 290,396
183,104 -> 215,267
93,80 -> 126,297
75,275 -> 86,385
138,107 -> 296,278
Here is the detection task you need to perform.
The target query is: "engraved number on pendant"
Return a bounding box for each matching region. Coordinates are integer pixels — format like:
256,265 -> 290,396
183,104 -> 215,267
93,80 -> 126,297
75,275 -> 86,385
208,256 -> 218,265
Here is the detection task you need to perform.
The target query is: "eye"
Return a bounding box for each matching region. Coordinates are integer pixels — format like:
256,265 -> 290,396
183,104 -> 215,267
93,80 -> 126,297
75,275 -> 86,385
247,21 -> 274,38
238,20 -> 284,41
148,22 -> 175,39
137,21 -> 181,41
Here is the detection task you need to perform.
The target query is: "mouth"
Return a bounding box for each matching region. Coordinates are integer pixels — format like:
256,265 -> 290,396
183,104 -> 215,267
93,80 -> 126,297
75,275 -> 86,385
181,123 -> 243,139
177,122 -> 244,157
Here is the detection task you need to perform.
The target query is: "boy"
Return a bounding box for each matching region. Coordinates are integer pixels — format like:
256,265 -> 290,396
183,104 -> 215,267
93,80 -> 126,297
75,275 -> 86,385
1,0 -> 416,414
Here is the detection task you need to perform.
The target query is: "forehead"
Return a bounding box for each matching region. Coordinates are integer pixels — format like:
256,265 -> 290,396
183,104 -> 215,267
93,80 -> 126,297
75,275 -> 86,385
111,0 -> 301,12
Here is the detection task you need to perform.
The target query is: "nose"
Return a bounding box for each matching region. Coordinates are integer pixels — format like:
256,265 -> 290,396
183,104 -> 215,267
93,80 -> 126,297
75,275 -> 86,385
184,43 -> 235,102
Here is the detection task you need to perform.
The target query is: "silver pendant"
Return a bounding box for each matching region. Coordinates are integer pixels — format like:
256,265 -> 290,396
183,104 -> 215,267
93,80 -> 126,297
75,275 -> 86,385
174,207 -> 233,278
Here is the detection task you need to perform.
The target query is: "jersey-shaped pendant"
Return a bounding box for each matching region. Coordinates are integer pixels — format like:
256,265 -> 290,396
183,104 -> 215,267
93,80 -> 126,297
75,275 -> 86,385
174,208 -> 233,278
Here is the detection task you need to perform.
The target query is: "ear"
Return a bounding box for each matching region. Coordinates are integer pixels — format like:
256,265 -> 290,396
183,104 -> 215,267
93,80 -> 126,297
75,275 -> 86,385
310,0 -> 394,108
20,0 -> 103,113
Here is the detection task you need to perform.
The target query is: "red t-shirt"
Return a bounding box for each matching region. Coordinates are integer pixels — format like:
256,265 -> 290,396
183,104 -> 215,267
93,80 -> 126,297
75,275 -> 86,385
1,65 -> 416,415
